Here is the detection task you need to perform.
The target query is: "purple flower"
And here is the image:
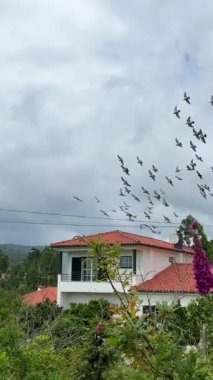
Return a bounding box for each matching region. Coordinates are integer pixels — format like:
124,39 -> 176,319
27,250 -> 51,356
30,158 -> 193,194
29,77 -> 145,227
193,235 -> 213,295
96,323 -> 104,332
191,220 -> 199,230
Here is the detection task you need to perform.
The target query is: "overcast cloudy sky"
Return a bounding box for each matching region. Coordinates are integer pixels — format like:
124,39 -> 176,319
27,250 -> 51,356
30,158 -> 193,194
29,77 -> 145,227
0,0 -> 213,245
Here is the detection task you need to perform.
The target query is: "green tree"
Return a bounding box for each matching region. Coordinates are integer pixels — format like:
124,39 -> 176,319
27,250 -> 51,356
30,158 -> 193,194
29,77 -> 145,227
179,215 -> 213,262
0,251 -> 8,274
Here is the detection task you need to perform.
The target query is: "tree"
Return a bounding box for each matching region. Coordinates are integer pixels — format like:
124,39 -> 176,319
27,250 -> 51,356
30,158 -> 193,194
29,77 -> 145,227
0,252 -> 8,275
179,215 -> 213,262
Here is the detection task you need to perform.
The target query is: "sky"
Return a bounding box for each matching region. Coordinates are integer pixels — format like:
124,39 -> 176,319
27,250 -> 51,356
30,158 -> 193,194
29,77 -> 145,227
0,0 -> 213,245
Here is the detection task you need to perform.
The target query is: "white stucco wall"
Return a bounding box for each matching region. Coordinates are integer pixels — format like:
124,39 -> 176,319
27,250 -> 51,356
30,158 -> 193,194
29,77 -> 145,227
136,247 -> 193,281
60,292 -> 120,309
138,292 -> 198,310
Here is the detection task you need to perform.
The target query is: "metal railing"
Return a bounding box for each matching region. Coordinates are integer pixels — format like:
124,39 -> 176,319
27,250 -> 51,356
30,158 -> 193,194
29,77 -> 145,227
61,273 -> 99,282
61,273 -> 134,283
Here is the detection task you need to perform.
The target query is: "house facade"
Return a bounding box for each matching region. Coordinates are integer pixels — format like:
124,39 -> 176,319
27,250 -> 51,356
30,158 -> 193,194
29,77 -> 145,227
51,230 -> 193,309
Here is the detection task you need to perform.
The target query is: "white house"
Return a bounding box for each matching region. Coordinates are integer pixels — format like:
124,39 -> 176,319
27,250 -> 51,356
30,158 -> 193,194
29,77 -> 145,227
51,230 -> 193,309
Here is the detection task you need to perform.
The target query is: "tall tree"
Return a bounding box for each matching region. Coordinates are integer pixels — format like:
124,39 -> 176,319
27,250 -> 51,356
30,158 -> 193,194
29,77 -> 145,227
179,215 -> 213,262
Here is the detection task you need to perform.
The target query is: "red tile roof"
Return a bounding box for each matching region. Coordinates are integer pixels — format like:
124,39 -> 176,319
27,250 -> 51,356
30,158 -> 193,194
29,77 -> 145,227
137,264 -> 213,293
23,287 -> 57,304
51,230 -> 192,253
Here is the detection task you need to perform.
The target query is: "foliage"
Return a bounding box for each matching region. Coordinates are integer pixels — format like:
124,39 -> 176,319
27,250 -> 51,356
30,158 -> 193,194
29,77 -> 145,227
0,251 -> 8,274
1,246 -> 59,293
179,215 -> 213,262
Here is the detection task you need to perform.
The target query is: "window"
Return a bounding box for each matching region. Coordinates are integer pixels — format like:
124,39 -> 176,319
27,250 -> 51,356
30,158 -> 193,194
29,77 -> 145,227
120,256 -> 133,269
143,305 -> 156,314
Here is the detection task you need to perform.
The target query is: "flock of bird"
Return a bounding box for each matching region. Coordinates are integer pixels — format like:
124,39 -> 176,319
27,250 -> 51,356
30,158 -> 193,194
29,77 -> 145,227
72,93 -> 213,236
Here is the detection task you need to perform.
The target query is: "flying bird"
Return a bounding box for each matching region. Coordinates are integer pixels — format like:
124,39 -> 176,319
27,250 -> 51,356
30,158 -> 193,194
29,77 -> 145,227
175,166 -> 181,173
137,156 -> 143,166
117,154 -> 124,166
148,196 -> 154,205
149,170 -> 156,181
173,212 -> 179,218
190,140 -> 197,152
195,154 -> 203,162
100,210 -> 109,217
144,211 -> 151,220
210,95 -> 213,106
183,92 -> 191,104
121,165 -> 130,176
154,190 -> 161,201
163,216 -> 171,223
119,188 -> 126,197
124,186 -> 131,194
152,165 -> 158,173
165,176 -> 174,186
121,177 -> 131,187
141,186 -> 150,195
175,175 -> 183,181
162,198 -> 169,207
196,170 -> 203,179
186,116 -> 195,127
173,106 -> 180,118
175,138 -> 183,147
95,196 -> 101,203
131,194 -> 141,202
73,196 -> 83,202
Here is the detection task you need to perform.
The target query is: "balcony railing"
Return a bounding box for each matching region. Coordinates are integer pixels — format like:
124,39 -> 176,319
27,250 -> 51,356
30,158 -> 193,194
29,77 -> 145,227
61,273 -> 133,282
61,273 -> 99,282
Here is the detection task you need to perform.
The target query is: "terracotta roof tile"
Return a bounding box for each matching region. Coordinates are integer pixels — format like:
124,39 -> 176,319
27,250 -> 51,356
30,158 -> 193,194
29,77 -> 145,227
23,287 -> 57,304
51,230 -> 192,254
137,264 -> 213,293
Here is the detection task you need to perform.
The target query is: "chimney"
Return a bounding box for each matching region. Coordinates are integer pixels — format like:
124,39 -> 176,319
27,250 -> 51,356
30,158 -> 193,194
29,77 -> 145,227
37,285 -> 45,291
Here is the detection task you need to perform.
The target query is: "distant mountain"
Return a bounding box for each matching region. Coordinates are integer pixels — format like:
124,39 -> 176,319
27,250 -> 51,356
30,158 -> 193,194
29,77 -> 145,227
0,244 -> 44,267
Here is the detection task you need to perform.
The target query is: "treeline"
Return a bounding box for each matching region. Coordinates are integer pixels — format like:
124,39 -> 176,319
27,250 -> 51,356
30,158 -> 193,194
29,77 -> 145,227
0,246 -> 59,293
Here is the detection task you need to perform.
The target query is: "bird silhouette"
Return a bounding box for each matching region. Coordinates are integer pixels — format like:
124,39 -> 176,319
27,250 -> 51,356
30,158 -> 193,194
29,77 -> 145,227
121,177 -> 131,187
190,140 -> 197,152
100,210 -> 109,217
73,196 -> 83,202
173,106 -> 180,118
165,176 -> 174,186
175,166 -> 181,173
152,165 -> 158,173
124,186 -> 131,194
186,116 -> 195,127
162,198 -> 169,207
163,216 -> 171,223
148,196 -> 154,205
137,156 -> 143,166
195,154 -> 203,162
173,212 -> 179,217
119,188 -> 126,196
210,95 -> 213,106
154,190 -> 161,200
141,186 -> 150,195
131,194 -> 141,202
149,170 -> 156,181
175,175 -> 183,180
196,170 -> 203,179
117,154 -> 124,166
144,211 -> 151,220
95,196 -> 101,203
121,164 -> 130,175
175,138 -> 183,147
183,92 -> 191,104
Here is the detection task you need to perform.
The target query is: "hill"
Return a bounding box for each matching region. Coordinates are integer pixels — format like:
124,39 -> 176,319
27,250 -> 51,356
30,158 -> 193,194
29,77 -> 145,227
0,244 -> 44,267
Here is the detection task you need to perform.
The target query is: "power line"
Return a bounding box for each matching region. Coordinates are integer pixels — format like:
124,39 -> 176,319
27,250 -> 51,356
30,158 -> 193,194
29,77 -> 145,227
0,217 -> 178,228
0,207 -> 180,225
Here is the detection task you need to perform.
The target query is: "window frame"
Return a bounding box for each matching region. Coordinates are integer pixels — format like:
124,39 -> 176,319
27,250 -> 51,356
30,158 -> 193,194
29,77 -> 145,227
119,255 -> 133,269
